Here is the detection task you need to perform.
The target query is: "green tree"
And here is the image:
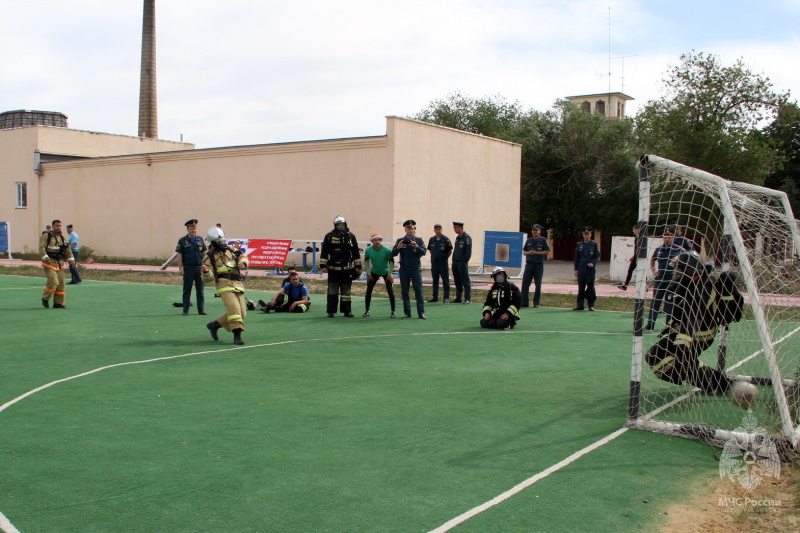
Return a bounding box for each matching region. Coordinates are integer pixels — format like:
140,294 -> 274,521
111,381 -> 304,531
413,94 -> 638,237
635,51 -> 786,183
763,101 -> 800,215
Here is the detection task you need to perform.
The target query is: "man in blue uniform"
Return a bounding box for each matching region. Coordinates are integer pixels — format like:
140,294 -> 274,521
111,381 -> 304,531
645,227 -> 683,330
573,226 -> 600,311
176,219 -> 208,315
451,221 -> 472,304
392,219 -> 427,319
427,223 -> 452,303
521,223 -> 550,308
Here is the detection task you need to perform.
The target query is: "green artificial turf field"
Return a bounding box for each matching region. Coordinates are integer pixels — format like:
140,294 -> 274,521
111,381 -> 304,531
0,275 -> 723,533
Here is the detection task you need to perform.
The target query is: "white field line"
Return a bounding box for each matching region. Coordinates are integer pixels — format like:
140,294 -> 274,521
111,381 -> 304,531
0,329 -> 627,533
428,428 -> 629,533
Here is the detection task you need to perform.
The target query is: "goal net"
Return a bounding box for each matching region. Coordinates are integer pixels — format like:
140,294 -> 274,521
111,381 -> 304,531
627,155 -> 800,455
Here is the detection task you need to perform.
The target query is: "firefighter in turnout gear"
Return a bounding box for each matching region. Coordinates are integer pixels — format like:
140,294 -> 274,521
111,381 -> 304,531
645,251 -> 740,394
320,215 -> 362,318
202,227 -> 248,345
39,219 -> 76,308
480,267 -> 522,329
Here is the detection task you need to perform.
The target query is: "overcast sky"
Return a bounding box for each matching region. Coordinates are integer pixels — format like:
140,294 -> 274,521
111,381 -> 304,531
2,0 -> 799,149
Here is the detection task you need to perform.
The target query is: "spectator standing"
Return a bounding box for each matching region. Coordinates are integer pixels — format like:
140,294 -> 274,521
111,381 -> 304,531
426,223 -> 452,303
645,227 -> 683,330
451,221 -> 472,304
66,224 -> 82,284
573,226 -> 600,311
392,220 -> 427,319
617,224 -> 640,291
520,223 -> 550,308
176,219 -> 208,316
363,234 -> 396,318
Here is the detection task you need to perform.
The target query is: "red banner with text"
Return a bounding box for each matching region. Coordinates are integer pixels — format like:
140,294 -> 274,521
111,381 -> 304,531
226,239 -> 293,267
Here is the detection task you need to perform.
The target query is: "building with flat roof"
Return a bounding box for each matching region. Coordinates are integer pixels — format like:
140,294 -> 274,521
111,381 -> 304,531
1,115 -> 522,266
564,92 -> 634,120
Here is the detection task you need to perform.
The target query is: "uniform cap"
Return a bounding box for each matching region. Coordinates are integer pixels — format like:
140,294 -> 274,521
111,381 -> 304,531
531,224 -> 542,230
66,224 -> 73,229
434,223 -> 442,228
581,226 -> 593,233
403,219 -> 416,228
370,233 -> 382,241
452,221 -> 464,226
185,219 -> 198,227
664,227 -> 675,236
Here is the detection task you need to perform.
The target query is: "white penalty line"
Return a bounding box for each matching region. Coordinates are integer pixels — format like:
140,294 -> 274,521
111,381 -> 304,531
0,511 -> 21,533
427,427 -> 629,533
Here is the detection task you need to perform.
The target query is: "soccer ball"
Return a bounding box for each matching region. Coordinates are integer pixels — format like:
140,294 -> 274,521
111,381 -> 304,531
731,381 -> 759,409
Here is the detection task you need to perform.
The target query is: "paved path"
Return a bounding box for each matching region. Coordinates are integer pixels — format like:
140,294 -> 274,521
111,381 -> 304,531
0,259 -> 632,299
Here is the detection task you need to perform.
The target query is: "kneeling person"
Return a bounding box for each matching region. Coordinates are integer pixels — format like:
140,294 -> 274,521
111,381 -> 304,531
259,272 -> 311,313
480,267 -> 522,330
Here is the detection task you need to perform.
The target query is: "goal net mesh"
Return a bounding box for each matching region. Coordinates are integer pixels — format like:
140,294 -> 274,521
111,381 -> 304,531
628,155 -> 800,452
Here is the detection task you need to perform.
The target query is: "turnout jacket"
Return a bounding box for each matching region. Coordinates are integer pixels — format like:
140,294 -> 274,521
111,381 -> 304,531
482,281 -> 522,319
202,245 -> 248,294
39,231 -> 74,266
320,229 -> 361,271
667,277 -> 717,348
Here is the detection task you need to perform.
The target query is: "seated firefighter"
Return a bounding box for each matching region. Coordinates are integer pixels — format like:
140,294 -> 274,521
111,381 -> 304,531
259,271 -> 311,313
480,266 -> 522,330
645,251 -> 744,394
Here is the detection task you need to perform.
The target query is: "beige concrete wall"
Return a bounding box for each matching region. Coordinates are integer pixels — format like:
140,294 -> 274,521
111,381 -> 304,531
0,126 -> 191,255
388,118 -> 522,266
6,118 -> 522,266
38,137 -> 393,258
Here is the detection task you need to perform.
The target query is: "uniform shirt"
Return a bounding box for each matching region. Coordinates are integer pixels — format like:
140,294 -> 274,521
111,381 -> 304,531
574,240 -> 600,271
673,236 -> 694,252
651,243 -> 683,280
452,232 -> 472,262
282,281 -> 309,303
392,236 -> 427,271
67,231 -> 80,254
364,244 -> 394,276
524,236 -> 550,264
176,235 -> 207,267
427,235 -> 453,263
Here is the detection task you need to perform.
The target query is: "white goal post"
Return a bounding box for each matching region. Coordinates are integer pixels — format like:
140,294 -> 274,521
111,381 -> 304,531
627,155 -> 800,455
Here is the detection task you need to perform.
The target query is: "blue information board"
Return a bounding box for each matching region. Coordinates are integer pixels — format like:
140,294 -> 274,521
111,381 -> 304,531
0,222 -> 8,253
482,231 -> 525,268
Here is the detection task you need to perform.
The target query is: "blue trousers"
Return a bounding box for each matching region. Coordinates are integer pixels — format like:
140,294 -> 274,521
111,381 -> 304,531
521,262 -> 544,306
182,266 -> 205,313
647,276 -> 673,325
399,268 -> 425,316
430,261 -> 450,300
452,261 -> 471,301
68,250 -> 82,283
576,268 -> 596,309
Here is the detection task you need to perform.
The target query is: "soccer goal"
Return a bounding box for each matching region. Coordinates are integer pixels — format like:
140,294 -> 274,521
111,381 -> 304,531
627,155 -> 800,456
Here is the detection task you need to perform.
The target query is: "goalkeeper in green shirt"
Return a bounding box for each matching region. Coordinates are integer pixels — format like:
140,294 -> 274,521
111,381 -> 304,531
363,234 -> 396,318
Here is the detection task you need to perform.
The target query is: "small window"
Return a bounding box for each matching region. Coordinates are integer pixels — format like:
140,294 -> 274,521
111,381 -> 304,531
15,182 -> 27,208
581,101 -> 591,114
596,100 -> 606,116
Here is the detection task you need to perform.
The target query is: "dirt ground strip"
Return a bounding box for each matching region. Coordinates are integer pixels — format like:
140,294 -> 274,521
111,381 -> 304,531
660,464 -> 799,532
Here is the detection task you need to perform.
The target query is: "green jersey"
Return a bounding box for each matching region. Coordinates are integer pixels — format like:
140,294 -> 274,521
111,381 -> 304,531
365,244 -> 394,276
